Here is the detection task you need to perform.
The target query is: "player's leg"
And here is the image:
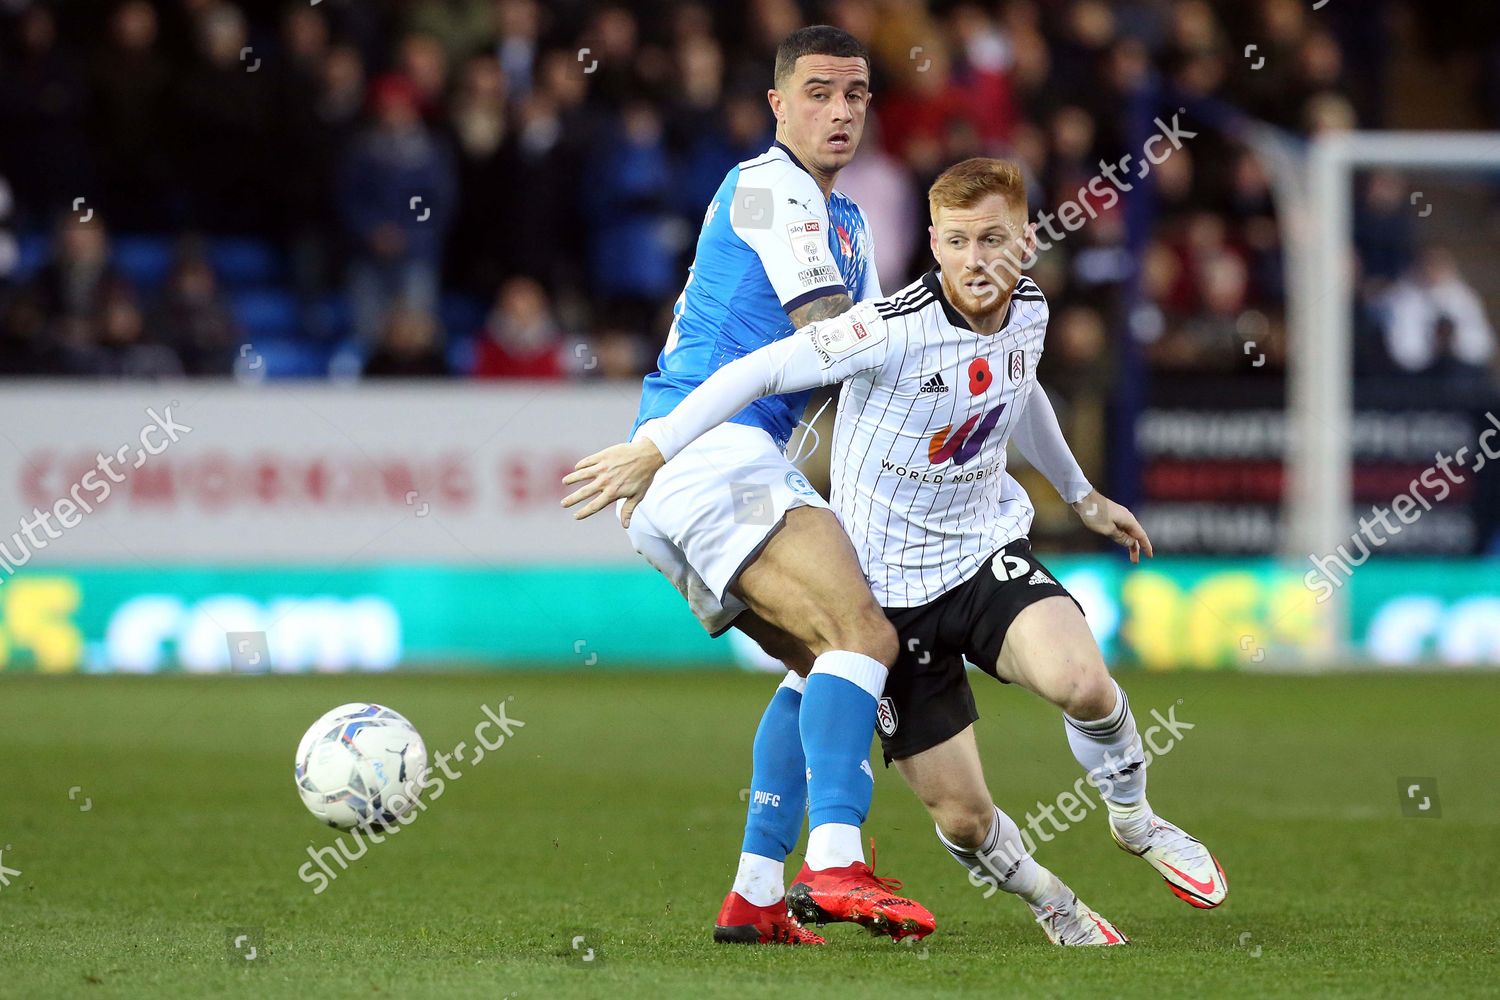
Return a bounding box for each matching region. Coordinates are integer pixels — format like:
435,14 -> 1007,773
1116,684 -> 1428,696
623,424 -> 926,938
892,726 -> 1127,946
734,505 -> 895,872
732,505 -> 933,939
992,589 -> 1227,908
713,613 -> 822,943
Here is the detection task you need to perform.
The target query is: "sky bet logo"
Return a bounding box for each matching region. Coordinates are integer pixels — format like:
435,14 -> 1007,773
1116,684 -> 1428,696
929,403 -> 1007,466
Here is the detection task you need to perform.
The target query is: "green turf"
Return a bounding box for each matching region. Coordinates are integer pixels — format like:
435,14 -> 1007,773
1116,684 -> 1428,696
1,670 -> 1496,999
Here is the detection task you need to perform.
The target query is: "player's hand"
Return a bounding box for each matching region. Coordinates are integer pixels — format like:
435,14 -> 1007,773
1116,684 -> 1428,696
1072,489 -> 1153,564
560,439 -> 666,526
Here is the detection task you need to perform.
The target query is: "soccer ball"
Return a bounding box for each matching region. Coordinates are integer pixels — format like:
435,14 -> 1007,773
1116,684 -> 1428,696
294,703 -> 428,830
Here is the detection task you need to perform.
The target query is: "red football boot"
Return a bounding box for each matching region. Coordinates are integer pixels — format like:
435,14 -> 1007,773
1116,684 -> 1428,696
713,891 -> 827,945
786,846 -> 935,941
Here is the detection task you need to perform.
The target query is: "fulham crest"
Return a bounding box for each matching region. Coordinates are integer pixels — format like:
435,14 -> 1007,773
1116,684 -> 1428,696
876,696 -> 899,737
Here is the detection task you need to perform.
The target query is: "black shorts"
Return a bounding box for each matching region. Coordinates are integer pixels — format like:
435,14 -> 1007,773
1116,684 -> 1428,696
875,537 -> 1081,764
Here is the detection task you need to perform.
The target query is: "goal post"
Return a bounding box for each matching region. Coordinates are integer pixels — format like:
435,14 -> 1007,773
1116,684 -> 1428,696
1285,131 -> 1500,663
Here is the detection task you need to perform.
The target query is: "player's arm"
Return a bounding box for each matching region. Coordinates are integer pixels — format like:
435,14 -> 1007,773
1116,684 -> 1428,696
562,307 -> 889,524
1012,384 -> 1153,563
788,291 -> 856,328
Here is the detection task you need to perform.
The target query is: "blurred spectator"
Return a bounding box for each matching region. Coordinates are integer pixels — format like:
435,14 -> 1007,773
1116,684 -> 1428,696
674,91 -> 773,224
272,5 -> 342,291
177,4 -> 272,233
445,54 -> 509,294
0,176 -> 16,285
836,117 -> 921,286
406,0 -> 494,66
0,0 -> 1488,398
588,327 -> 650,379
0,5 -> 93,229
89,0 -> 175,229
0,289 -> 68,375
362,306 -> 450,377
397,32 -> 451,121
151,250 -> 239,376
584,99 -> 677,327
474,276 -> 567,378
493,0 -> 543,99
337,74 -> 458,344
1355,170 -> 1417,286
1381,248 -> 1496,378
317,43 -> 368,133
30,216 -> 120,321
74,282 -> 184,378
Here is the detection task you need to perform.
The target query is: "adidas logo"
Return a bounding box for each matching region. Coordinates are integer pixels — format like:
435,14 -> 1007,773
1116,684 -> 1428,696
1027,570 -> 1053,586
919,373 -> 949,393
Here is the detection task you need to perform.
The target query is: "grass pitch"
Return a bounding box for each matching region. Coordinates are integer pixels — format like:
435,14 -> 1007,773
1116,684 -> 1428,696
1,669 -> 1496,998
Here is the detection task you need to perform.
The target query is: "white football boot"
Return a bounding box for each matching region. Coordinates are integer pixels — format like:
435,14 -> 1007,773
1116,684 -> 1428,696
1028,887 -> 1129,946
1110,813 -> 1228,908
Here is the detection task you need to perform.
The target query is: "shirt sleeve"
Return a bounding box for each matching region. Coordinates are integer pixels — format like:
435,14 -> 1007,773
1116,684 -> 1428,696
730,164 -> 846,315
640,303 -> 891,462
856,205 -> 883,302
1011,384 -> 1093,504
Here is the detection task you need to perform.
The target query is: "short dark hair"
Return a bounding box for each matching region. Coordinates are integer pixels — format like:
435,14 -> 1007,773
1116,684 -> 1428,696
773,25 -> 868,89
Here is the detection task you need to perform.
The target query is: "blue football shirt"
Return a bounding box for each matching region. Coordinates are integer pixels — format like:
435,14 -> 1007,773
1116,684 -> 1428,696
632,142 -> 881,449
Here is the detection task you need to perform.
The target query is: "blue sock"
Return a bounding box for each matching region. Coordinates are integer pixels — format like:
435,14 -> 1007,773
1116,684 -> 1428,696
800,651 -> 887,832
740,677 -> 808,861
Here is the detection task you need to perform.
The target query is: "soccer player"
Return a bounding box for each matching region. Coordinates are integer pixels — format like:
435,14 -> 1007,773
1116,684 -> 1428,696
563,26 -> 934,944
566,158 -> 1229,945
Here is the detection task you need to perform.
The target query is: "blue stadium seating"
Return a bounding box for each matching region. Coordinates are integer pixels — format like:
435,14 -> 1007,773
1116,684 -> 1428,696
13,232 -> 50,281
242,338 -> 332,379
439,292 -> 485,340
112,234 -> 175,290
230,288 -> 300,341
208,238 -> 282,289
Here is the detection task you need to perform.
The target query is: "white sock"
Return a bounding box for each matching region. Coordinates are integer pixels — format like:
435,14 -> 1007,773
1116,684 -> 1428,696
937,805 -> 1061,906
1064,680 -> 1152,840
732,852 -> 784,907
805,822 -> 864,870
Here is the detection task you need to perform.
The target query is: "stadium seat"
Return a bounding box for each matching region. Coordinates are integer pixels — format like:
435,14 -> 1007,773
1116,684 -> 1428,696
230,288 -> 301,341
208,237 -> 282,289
243,337 -> 333,379
439,292 -> 486,341
306,293 -> 354,342
446,333 -> 476,375
13,231 -> 50,281
112,234 -> 175,291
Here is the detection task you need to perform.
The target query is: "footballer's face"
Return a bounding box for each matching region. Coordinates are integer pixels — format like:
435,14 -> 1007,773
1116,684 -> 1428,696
769,55 -> 870,182
930,193 -> 1035,330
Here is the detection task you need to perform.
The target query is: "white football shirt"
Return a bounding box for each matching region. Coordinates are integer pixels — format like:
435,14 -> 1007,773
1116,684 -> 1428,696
642,270 -> 1090,608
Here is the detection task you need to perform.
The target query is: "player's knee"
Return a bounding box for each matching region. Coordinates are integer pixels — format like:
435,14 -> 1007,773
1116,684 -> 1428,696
1059,665 -> 1117,721
934,801 -> 993,852
807,597 -> 898,668
832,609 -> 898,669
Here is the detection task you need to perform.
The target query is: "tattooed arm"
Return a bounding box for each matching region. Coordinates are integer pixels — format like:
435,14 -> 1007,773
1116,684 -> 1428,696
788,292 -> 856,329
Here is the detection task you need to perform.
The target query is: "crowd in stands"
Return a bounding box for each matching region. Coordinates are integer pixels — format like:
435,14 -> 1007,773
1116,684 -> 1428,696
0,0 -> 1495,390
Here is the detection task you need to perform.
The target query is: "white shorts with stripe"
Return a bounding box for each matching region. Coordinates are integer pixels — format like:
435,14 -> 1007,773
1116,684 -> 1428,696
622,420 -> 829,636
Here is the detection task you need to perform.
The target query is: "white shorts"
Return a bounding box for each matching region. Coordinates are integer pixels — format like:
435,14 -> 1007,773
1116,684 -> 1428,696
623,420 -> 829,636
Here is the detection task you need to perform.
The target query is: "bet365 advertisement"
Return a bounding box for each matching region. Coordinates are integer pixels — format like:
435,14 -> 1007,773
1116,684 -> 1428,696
0,385 -> 1496,672
0,559 -> 1496,673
